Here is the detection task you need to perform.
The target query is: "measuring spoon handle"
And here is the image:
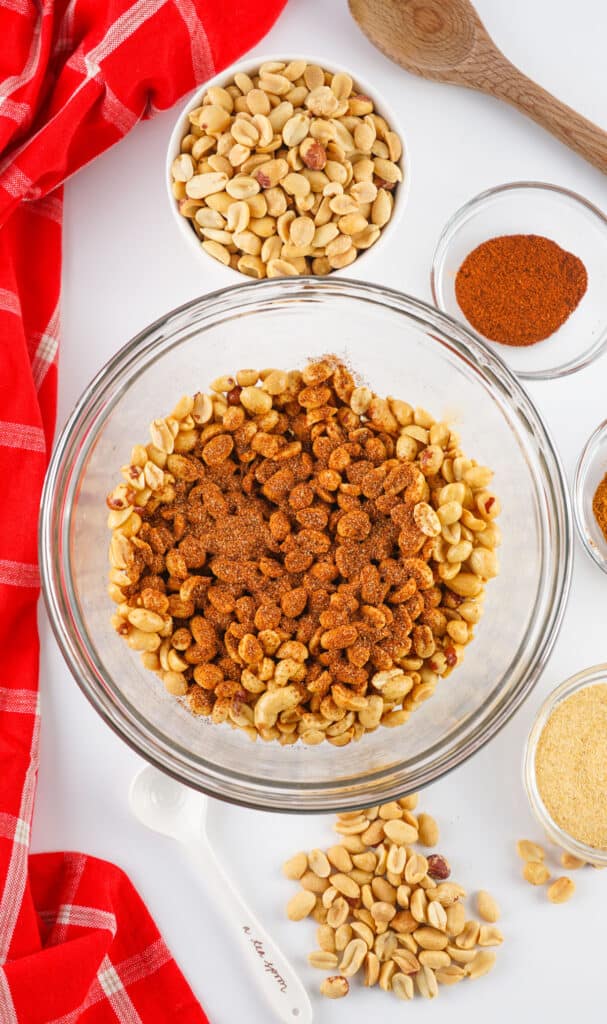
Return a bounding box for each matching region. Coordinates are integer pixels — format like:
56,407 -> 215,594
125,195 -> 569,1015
184,835 -> 313,1024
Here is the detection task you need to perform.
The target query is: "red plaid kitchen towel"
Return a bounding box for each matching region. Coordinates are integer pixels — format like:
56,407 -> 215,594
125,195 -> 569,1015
0,2 -> 286,1021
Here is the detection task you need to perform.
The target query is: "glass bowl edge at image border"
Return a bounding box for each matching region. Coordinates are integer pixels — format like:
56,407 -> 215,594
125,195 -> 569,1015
573,417 -> 607,575
39,277 -> 573,812
523,663 -> 607,867
430,180 -> 607,382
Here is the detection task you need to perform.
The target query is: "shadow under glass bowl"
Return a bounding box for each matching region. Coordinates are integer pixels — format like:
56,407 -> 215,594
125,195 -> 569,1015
39,278 -> 572,812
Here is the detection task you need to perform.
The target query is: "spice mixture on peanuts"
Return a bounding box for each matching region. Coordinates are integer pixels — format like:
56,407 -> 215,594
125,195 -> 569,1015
106,359 -> 500,745
171,60 -> 402,278
592,473 -> 607,543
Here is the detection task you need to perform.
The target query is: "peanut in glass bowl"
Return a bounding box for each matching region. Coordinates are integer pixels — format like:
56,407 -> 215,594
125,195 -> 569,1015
523,665 -> 607,868
39,278 -> 572,812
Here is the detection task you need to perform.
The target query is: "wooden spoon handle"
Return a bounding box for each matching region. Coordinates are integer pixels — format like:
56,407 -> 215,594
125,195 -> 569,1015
487,59 -> 607,174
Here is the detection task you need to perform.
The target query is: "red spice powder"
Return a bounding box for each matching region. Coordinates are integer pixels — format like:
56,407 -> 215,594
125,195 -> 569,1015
592,472 -> 607,543
455,234 -> 587,347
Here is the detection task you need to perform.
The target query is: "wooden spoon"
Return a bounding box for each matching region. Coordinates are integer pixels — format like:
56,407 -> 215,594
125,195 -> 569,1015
349,0 -> 607,174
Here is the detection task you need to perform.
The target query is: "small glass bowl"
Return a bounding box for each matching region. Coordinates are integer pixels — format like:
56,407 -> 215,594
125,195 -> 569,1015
524,664 -> 607,867
431,181 -> 607,381
574,419 -> 607,574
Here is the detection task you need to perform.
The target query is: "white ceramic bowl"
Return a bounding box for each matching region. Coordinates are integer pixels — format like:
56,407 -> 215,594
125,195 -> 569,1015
165,54 -> 410,280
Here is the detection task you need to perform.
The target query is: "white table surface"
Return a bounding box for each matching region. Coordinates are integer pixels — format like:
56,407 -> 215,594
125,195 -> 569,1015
33,1 -> 607,1020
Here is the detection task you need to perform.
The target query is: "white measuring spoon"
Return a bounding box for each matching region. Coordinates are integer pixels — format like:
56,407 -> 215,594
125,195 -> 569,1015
129,765 -> 313,1024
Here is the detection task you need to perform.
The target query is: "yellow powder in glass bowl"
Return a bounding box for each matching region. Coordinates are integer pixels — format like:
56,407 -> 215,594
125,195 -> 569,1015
535,683 -> 607,849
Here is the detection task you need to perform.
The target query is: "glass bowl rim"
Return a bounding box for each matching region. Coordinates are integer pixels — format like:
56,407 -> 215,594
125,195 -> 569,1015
39,276 -> 573,812
523,663 -> 607,866
573,417 -> 607,575
430,179 -> 607,383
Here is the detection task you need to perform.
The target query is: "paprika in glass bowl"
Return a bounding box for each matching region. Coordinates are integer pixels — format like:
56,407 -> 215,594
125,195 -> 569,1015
39,278 -> 572,812
431,181 -> 607,381
574,418 -> 607,575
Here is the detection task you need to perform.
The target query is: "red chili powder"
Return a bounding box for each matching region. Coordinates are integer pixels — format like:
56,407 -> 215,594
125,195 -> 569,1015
455,234 -> 587,347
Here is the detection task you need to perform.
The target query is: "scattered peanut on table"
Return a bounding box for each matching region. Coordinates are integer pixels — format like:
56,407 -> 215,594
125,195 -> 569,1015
516,838 -> 588,902
171,60 -> 403,277
106,358 -> 501,745
476,890 -> 500,923
560,852 -> 585,870
283,795 -> 502,1001
522,860 -> 551,886
547,877 -> 575,904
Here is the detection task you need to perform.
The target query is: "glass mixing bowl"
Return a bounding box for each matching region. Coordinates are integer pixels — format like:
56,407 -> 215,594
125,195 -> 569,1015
39,278 -> 572,812
574,418 -> 607,575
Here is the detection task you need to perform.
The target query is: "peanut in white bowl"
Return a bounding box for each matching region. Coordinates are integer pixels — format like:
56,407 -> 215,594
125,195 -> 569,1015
165,54 -> 410,280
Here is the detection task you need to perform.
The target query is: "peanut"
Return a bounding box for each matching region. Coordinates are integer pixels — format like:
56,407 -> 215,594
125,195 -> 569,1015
286,890 -> 316,921
476,890 -> 500,923
547,876 -> 575,904
523,860 -> 550,886
320,976 -> 349,999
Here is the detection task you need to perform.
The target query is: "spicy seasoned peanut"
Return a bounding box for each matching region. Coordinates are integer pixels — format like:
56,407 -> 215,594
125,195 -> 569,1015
107,358 -> 499,744
171,61 -> 403,277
